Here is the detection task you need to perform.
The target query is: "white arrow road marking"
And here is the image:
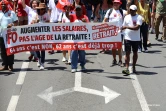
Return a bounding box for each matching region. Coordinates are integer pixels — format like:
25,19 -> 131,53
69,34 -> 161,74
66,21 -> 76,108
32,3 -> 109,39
74,86 -> 120,104
37,87 -> 74,104
38,71 -> 120,104
75,72 -> 82,87
74,71 -> 120,104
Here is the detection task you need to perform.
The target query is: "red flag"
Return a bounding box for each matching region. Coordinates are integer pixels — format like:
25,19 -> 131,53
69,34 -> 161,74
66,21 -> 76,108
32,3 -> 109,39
56,0 -> 70,11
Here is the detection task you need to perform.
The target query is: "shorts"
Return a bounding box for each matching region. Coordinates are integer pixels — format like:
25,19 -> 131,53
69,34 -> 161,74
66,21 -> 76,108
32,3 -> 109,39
124,39 -> 139,52
18,16 -> 28,22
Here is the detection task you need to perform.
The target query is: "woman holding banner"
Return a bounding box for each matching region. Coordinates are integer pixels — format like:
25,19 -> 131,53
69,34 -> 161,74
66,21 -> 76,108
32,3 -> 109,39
33,3 -> 50,70
58,2 -> 73,64
0,0 -> 18,71
21,0 -> 40,62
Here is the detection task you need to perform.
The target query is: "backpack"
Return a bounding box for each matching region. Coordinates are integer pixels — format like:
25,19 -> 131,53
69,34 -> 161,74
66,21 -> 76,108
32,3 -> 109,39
107,8 -> 123,19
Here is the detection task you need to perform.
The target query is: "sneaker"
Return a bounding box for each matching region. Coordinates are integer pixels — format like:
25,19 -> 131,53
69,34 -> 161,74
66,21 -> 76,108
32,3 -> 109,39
122,68 -> 130,75
81,66 -> 86,71
111,59 -> 117,66
162,39 -> 166,43
138,49 -> 142,53
150,29 -> 155,34
144,49 -> 148,53
68,58 -> 71,64
28,55 -> 33,61
48,50 -> 54,54
37,60 -> 41,67
118,60 -> 123,67
71,69 -> 77,73
33,57 -> 38,62
62,57 -> 67,62
40,63 -> 45,70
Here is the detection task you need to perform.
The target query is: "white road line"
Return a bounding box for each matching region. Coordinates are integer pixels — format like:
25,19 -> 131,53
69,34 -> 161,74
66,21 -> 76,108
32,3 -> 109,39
16,62 -> 29,85
130,74 -> 150,111
128,61 -> 150,111
6,95 -> 19,111
75,72 -> 82,87
7,61 -> 30,111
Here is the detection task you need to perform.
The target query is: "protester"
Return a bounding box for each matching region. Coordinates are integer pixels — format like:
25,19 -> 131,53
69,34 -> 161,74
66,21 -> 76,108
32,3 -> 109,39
58,2 -> 72,64
134,0 -> 151,52
0,0 -> 18,71
149,0 -> 155,34
152,0 -> 166,42
33,3 -> 50,70
72,0 -> 87,15
95,0 -> 112,54
103,0 -> 127,67
82,0 -> 93,21
48,0 -> 62,54
21,0 -> 40,62
122,5 -> 142,75
66,5 -> 89,73
13,0 -> 30,25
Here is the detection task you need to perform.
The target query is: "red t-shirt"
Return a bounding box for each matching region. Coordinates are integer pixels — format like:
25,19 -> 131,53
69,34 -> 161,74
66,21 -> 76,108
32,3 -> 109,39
70,14 -> 89,23
17,0 -> 30,16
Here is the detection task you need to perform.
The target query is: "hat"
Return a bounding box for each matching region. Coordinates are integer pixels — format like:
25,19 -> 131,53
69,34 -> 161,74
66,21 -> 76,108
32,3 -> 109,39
130,5 -> 137,10
113,0 -> 122,4
75,5 -> 81,9
36,3 -> 46,9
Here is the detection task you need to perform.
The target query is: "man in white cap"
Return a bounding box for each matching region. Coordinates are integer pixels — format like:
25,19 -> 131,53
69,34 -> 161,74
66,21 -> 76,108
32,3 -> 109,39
121,5 -> 142,75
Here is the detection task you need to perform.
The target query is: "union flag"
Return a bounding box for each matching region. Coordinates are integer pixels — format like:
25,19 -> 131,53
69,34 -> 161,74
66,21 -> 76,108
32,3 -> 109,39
56,0 -> 72,11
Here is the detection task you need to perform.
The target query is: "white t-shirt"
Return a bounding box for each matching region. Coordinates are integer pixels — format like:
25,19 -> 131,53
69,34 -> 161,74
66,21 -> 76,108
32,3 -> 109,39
48,0 -> 62,22
37,13 -> 50,23
58,12 -> 72,23
105,9 -> 127,27
122,14 -> 143,41
24,5 -> 37,24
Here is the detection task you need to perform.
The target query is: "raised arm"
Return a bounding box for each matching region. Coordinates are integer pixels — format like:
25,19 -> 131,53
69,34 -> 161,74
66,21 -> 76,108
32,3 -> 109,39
21,0 -> 26,9
13,0 -> 18,12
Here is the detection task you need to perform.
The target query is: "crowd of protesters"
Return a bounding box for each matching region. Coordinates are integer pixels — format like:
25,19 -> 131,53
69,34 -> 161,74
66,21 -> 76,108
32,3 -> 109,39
0,0 -> 165,75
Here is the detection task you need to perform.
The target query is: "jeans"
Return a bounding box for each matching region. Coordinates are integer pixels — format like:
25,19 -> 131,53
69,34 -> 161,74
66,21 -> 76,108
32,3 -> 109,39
139,22 -> 148,50
71,50 -> 86,69
87,10 -> 92,21
155,13 -> 166,40
36,51 -> 45,64
30,51 -> 37,58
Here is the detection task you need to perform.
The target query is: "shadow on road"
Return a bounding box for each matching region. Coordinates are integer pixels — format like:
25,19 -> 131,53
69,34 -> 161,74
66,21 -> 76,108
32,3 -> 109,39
106,76 -> 132,80
146,50 -> 162,54
0,71 -> 14,76
86,53 -> 98,55
135,71 -> 158,75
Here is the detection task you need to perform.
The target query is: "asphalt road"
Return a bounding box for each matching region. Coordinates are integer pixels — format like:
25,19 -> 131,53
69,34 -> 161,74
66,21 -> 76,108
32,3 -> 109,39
0,28 -> 166,111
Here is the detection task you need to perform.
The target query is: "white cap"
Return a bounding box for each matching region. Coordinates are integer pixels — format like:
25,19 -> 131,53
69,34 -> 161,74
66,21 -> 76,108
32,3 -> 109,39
130,5 -> 137,10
